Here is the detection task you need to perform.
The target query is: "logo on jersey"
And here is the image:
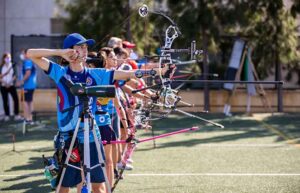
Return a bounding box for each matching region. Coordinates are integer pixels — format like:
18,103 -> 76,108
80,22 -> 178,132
98,116 -> 105,123
96,98 -> 110,105
86,77 -> 93,86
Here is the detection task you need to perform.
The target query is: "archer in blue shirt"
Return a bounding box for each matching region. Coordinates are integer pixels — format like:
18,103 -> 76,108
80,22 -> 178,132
45,61 -> 114,143
26,33 -> 166,192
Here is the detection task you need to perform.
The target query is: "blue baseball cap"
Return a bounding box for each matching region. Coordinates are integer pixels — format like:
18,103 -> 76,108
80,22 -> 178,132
63,33 -> 95,49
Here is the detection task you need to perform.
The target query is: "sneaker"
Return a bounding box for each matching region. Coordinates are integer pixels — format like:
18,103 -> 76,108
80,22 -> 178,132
225,112 -> 232,117
126,158 -> 134,164
14,115 -> 23,121
25,120 -> 34,125
117,162 -> 133,170
3,116 -> 10,121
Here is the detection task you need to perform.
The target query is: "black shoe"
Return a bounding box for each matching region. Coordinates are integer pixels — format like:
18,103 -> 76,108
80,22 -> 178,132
114,169 -> 119,179
25,120 -> 34,125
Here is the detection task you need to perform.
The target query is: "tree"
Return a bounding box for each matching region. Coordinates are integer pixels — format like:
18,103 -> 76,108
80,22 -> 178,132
167,0 -> 300,81
58,0 -> 158,55
58,0 -> 300,83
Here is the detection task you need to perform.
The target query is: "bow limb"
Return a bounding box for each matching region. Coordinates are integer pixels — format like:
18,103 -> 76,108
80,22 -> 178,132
111,142 -> 137,192
111,87 -> 137,192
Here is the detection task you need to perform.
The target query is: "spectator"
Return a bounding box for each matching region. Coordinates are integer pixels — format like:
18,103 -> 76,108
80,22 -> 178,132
122,40 -> 139,60
107,37 -> 123,48
18,49 -> 37,123
0,53 -> 21,121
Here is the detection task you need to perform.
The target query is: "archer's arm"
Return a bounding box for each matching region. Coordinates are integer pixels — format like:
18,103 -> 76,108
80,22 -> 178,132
112,69 -> 153,80
113,63 -> 176,80
27,49 -> 78,71
122,84 -> 146,99
126,78 -> 154,98
113,63 -> 171,80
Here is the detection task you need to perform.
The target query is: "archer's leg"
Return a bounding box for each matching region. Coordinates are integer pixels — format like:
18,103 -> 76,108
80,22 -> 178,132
104,144 -> 114,187
76,170 -> 84,193
92,182 -> 106,193
111,115 -> 120,173
120,127 -> 127,153
58,186 -> 70,193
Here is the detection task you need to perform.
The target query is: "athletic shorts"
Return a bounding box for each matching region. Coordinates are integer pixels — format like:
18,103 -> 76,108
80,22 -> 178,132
110,114 -> 120,139
61,139 -> 106,187
99,125 -> 116,144
120,120 -> 130,129
24,89 -> 34,102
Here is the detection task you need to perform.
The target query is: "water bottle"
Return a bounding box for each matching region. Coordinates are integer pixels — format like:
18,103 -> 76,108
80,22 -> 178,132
44,168 -> 57,190
43,155 -> 58,190
81,183 -> 88,193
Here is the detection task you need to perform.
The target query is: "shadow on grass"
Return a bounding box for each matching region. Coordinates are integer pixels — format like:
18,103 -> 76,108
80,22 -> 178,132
145,113 -> 261,133
5,156 -> 44,172
2,156 -> 52,193
263,113 -> 300,142
135,113 -> 289,151
136,130 -> 274,152
0,124 -> 57,145
2,178 -> 51,193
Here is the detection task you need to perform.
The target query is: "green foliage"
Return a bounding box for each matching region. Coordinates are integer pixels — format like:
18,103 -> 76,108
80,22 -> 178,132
59,0 -> 157,55
167,0 -> 300,80
63,0 -> 124,49
128,2 -> 159,56
59,0 -> 300,81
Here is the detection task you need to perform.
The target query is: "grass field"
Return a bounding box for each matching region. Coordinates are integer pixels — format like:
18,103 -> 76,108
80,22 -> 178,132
0,112 -> 300,193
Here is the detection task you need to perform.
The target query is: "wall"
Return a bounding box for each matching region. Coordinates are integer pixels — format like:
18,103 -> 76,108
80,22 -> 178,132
0,0 -> 54,55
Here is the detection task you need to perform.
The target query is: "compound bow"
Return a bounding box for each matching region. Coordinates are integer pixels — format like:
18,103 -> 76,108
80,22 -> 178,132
136,4 -> 223,128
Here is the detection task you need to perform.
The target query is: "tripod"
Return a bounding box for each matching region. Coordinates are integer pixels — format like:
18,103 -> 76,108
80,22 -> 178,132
55,95 -> 111,193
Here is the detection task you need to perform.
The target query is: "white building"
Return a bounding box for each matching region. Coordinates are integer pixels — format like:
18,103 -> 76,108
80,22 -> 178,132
0,0 -> 64,55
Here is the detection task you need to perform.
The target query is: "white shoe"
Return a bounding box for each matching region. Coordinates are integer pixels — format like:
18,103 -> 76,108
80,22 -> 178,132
3,116 -> 9,121
117,162 -> 133,170
14,115 -> 23,121
126,158 -> 133,164
225,112 -> 232,117
25,120 -> 35,125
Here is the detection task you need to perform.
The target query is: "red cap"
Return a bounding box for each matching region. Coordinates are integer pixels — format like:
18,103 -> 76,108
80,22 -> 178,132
123,41 -> 135,48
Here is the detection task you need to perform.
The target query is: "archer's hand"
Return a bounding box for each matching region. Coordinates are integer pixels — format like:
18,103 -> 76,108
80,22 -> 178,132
60,49 -> 78,63
150,93 -> 159,102
162,63 -> 176,78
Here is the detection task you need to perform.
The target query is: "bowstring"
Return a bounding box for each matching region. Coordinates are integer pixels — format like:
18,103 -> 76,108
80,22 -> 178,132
93,0 -> 150,49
